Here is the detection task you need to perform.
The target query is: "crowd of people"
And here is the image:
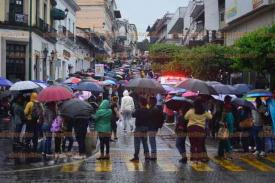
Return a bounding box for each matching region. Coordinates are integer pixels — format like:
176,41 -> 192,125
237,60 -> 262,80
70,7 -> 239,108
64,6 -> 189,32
0,63 -> 275,165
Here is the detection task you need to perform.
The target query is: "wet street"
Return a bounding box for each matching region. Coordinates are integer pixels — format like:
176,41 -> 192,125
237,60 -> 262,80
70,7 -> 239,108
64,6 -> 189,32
0,126 -> 275,183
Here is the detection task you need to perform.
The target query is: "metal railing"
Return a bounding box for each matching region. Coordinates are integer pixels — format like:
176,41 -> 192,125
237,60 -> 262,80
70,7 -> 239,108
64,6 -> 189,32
3,12 -> 28,26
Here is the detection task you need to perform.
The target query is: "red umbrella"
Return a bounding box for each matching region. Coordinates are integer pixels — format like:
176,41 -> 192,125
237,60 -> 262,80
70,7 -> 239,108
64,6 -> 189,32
37,86 -> 73,102
63,77 -> 81,84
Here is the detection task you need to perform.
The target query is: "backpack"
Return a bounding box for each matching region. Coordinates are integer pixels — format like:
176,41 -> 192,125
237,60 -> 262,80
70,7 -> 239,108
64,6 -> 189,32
31,102 -> 41,122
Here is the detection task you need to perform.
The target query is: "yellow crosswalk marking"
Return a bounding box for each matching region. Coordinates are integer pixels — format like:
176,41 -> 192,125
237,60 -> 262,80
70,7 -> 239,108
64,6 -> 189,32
265,155 -> 275,163
157,161 -> 178,172
95,160 -> 112,172
61,162 -> 82,173
190,162 -> 213,172
211,158 -> 245,172
240,156 -> 275,172
125,161 -> 144,171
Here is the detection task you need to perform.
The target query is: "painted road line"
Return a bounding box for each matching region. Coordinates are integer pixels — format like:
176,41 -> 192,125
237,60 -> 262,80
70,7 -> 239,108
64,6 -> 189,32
240,156 -> 275,172
95,160 -> 112,172
190,162 -> 213,172
211,158 -> 245,172
125,161 -> 144,171
157,161 -> 178,172
60,162 -> 82,173
265,155 -> 275,164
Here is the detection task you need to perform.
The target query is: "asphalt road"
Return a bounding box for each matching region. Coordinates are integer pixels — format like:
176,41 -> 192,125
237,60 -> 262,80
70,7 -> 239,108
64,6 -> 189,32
0,126 -> 275,183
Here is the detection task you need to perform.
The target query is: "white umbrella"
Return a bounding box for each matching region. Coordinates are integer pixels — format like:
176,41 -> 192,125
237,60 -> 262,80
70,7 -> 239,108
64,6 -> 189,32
9,81 -> 40,91
36,83 -> 48,89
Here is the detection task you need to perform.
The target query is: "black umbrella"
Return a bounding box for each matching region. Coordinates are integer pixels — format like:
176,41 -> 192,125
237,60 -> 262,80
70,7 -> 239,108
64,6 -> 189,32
233,84 -> 251,95
232,98 -> 255,110
176,78 -> 218,95
212,84 -> 238,95
59,99 -> 94,119
165,96 -> 193,111
127,78 -> 165,93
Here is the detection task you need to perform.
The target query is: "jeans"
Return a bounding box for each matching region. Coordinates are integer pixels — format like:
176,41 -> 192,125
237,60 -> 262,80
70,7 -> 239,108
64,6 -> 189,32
42,124 -> 52,154
54,132 -> 62,153
176,137 -> 186,154
265,137 -> 275,152
73,120 -> 88,155
218,139 -> 232,157
14,123 -> 24,142
134,126 -> 149,159
25,121 -> 38,152
62,122 -> 73,152
148,128 -> 158,155
252,126 -> 265,152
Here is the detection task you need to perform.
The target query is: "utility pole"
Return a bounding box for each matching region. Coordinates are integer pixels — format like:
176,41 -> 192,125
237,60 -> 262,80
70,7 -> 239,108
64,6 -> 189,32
28,0 -> 33,80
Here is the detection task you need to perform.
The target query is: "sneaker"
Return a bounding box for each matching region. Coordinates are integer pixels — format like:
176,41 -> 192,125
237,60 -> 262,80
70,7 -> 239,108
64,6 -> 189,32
253,151 -> 259,156
259,151 -> 266,157
130,158 -> 139,162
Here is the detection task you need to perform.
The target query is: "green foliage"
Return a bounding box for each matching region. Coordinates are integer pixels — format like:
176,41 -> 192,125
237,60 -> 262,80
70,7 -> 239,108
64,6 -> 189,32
149,43 -> 234,81
233,24 -> 275,73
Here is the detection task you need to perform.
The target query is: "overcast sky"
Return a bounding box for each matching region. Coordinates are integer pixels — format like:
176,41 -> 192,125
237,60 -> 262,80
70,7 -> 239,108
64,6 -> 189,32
116,0 -> 189,40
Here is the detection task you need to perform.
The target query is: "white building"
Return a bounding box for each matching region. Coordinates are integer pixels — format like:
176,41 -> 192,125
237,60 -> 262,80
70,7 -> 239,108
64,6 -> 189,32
53,0 -> 80,79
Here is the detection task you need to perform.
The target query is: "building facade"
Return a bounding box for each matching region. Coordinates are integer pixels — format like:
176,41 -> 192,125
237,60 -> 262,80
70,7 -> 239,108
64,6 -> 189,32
0,0 -> 57,82
223,0 -> 275,46
76,0 -> 121,56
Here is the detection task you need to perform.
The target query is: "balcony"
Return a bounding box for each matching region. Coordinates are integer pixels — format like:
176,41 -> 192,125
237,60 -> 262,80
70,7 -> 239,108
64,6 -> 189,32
35,18 -> 57,43
67,30 -> 75,42
167,7 -> 186,34
190,0 -> 204,18
0,12 -> 28,27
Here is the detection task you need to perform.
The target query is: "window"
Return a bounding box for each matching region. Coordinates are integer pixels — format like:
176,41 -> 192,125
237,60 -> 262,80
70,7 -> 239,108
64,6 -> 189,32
43,2 -> 47,22
68,18 -> 71,32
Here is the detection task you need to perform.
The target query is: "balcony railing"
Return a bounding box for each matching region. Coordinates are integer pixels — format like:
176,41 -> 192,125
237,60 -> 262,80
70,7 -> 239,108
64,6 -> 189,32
1,12 -> 29,26
67,30 -> 75,42
36,18 -> 57,42
190,0 -> 204,18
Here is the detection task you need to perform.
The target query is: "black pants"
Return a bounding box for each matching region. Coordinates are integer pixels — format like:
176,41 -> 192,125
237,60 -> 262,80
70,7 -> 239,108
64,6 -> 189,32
73,120 -> 88,155
25,121 -> 38,152
55,132 -> 62,153
62,122 -> 73,152
99,134 -> 111,155
241,129 -> 250,152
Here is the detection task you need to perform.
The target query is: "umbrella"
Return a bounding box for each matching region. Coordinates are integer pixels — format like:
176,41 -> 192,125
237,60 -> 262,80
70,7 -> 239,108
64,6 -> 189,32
59,99 -> 94,119
115,75 -> 123,80
165,96 -> 193,110
36,83 -> 48,89
212,84 -> 238,95
75,82 -> 103,93
212,95 -> 237,102
182,91 -> 198,97
118,80 -> 129,86
127,78 -> 165,93
176,78 -> 218,95
245,89 -> 272,98
63,77 -> 82,84
82,77 -> 99,83
233,84 -> 251,94
9,81 -> 40,91
162,85 -> 176,92
206,81 -> 222,86
232,98 -> 255,110
169,88 -> 187,95
0,77 -> 13,87
54,84 -> 73,93
103,80 -> 116,85
77,91 -> 92,101
104,76 -> 117,82
37,86 -> 73,102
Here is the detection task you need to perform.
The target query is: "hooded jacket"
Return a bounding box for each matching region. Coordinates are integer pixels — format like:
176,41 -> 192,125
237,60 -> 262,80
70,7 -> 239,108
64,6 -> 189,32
24,93 -> 38,120
95,100 -> 112,133
120,90 -> 135,112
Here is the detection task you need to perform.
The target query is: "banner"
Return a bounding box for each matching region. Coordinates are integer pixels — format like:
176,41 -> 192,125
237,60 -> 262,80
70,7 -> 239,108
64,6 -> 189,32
95,64 -> 104,77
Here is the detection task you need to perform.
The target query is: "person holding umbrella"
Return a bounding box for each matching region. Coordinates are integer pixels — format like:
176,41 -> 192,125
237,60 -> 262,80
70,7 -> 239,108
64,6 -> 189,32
185,99 -> 213,163
95,100 -> 112,160
11,94 -> 25,143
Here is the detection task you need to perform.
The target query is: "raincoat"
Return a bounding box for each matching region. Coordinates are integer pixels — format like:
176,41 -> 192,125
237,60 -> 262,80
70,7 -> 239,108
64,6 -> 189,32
95,100 -> 112,133
24,93 -> 38,120
267,99 -> 275,133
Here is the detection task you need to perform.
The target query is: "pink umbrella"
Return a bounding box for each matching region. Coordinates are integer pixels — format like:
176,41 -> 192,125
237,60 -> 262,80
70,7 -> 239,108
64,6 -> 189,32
63,77 -> 81,84
182,91 -> 198,97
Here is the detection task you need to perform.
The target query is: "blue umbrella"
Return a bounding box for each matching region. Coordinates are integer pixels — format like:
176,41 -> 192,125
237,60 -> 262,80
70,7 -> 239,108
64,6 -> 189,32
245,89 -> 272,98
103,80 -> 116,85
75,82 -> 103,93
233,84 -> 252,95
104,76 -> 117,82
212,84 -> 238,95
0,77 -> 13,87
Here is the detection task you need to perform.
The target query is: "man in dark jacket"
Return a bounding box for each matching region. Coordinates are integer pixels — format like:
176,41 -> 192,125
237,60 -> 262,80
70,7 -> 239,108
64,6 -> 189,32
148,97 -> 164,161
130,97 -> 150,162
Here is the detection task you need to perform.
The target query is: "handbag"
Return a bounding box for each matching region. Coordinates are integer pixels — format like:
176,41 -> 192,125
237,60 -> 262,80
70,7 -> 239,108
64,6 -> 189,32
218,127 -> 229,140
239,118 -> 253,129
